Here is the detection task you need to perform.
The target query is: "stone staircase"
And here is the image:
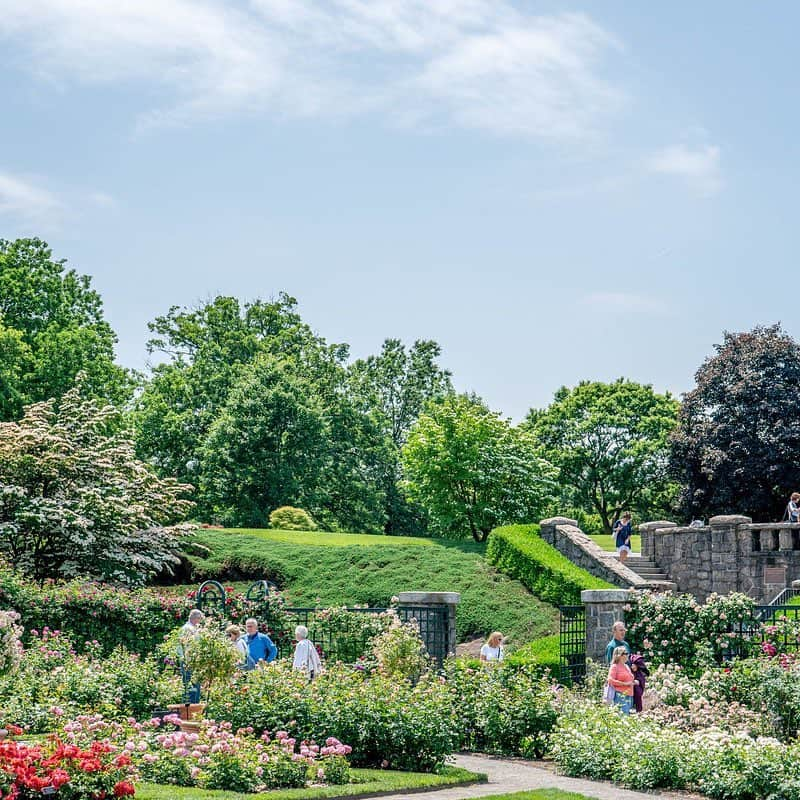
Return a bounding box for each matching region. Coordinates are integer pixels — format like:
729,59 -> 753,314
624,555 -> 673,589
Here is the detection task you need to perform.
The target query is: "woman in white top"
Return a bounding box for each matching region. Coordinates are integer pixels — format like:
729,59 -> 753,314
479,631 -> 504,664
292,625 -> 322,679
226,624 -> 250,669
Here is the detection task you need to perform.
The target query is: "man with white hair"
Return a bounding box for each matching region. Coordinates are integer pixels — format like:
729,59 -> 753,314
605,620 -> 630,664
292,625 -> 322,679
244,617 -> 277,669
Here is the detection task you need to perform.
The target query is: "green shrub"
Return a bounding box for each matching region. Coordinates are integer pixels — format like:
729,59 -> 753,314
270,506 -> 318,531
505,634 -> 561,676
486,525 -> 611,606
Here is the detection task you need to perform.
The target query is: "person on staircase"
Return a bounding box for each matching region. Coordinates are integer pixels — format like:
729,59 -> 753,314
613,512 -> 633,564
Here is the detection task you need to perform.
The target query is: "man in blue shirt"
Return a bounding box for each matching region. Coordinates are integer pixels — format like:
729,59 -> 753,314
605,620 -> 631,664
244,617 -> 278,668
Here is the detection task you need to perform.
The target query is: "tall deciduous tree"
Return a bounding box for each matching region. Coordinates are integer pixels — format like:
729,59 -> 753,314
0,238 -> 131,417
349,339 -> 452,534
527,379 -> 679,532
671,325 -> 800,521
0,385 -> 193,584
403,394 -> 555,541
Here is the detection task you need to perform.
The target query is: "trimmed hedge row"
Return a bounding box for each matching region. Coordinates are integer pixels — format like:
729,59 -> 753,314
486,524 -> 611,606
504,633 -> 561,675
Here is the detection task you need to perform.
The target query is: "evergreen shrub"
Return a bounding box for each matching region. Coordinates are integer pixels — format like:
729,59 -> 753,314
269,506 -> 317,531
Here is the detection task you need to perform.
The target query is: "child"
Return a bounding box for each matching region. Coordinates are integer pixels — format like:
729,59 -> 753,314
292,625 -> 322,680
629,653 -> 649,713
607,645 -> 634,714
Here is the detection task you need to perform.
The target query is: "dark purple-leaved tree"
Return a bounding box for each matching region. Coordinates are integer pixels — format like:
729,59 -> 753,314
671,325 -> 800,522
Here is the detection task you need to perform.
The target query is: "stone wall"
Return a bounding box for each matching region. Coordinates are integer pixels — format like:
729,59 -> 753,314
581,589 -> 634,662
540,517 -> 667,590
640,516 -> 800,603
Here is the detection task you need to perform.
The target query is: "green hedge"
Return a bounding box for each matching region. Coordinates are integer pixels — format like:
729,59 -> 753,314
486,525 -> 611,606
504,633 -> 561,674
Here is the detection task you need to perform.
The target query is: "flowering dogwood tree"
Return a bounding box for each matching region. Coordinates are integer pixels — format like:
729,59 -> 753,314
0,384 -> 193,584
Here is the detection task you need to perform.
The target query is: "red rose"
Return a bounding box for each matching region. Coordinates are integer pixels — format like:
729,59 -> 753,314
113,780 -> 136,797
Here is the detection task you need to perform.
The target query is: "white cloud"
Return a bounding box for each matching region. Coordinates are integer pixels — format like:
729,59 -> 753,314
580,292 -> 669,314
646,144 -> 722,197
0,172 -> 62,222
0,0 -> 624,137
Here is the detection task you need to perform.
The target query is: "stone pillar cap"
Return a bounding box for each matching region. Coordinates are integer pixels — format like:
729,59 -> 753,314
539,516 -> 578,527
709,514 -> 752,525
397,591 -> 460,605
792,580 -> 800,590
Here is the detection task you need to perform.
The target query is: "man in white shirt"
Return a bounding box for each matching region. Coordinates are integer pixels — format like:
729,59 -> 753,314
292,625 -> 322,679
178,609 -> 204,702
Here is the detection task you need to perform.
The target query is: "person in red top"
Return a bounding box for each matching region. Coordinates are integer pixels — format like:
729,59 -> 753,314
607,645 -> 634,714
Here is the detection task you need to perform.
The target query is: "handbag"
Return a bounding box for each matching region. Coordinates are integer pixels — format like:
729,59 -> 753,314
602,682 -> 615,705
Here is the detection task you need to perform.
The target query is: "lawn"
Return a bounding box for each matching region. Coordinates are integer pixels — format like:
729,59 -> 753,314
588,534 -> 642,553
136,766 -> 484,800
184,528 -> 558,646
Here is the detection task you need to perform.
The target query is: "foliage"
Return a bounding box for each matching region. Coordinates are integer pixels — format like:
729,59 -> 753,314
485,525 -> 611,606
527,379 -> 679,532
671,324 -> 800,521
188,529 -> 559,645
443,661 -> 562,757
177,627 -> 239,701
551,697 -> 800,799
269,507 -> 317,531
0,610 -> 22,677
0,386 -> 194,584
207,660 -> 459,772
625,591 -> 758,670
0,237 -> 132,420
348,338 -> 452,535
403,394 -> 556,541
60,713 -> 353,794
369,618 -> 430,680
308,607 -> 396,664
0,628 -> 180,732
503,634 -> 561,676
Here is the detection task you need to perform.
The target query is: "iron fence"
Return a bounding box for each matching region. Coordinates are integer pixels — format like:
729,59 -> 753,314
559,605 -> 586,684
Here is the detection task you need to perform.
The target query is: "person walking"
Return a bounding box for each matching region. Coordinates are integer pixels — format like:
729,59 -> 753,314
177,609 -> 204,703
244,617 -> 278,668
630,653 -> 649,713
479,631 -> 505,664
605,621 -> 630,664
785,493 -> 800,523
607,646 -> 635,714
292,625 -> 322,679
613,512 -> 633,564
225,624 -> 251,670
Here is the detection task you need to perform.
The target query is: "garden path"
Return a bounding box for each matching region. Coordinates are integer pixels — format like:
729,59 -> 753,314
374,754 -> 694,800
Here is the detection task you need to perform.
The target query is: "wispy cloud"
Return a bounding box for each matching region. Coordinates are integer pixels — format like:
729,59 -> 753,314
0,172 -> 62,223
645,144 -> 722,197
0,1 -> 625,137
580,292 -> 669,314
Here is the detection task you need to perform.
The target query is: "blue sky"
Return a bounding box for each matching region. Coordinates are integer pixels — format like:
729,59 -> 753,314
1,1 -> 797,419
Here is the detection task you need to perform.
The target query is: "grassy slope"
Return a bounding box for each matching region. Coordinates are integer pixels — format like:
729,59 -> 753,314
137,766 -> 484,800
186,529 -> 559,646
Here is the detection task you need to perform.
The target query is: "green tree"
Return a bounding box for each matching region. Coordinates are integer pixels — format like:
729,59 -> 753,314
0,384 -> 194,584
671,325 -> 800,521
349,339 -> 452,534
403,394 -> 555,541
527,379 -> 679,532
0,238 -> 131,416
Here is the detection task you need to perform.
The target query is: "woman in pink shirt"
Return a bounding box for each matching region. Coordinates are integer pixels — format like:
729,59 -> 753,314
607,646 -> 634,714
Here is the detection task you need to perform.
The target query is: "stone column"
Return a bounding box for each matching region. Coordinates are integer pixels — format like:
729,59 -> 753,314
397,591 -> 460,665
709,515 -> 751,596
638,521 -> 677,560
539,516 -> 578,546
581,589 -> 635,662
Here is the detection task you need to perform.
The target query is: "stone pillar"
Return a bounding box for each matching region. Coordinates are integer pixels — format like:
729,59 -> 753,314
397,591 -> 460,666
539,517 -> 578,546
581,589 -> 635,662
639,521 -> 677,560
709,515 -> 752,597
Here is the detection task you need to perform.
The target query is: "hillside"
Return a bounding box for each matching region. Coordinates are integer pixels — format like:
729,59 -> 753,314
185,528 -> 559,647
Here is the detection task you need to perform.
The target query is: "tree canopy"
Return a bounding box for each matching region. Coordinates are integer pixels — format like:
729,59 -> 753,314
403,394 -> 555,541
671,325 -> 800,521
0,238 -> 131,417
0,385 -> 193,584
527,379 -> 679,531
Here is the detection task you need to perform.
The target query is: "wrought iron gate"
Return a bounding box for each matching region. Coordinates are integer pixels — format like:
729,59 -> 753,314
559,604 -> 586,684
